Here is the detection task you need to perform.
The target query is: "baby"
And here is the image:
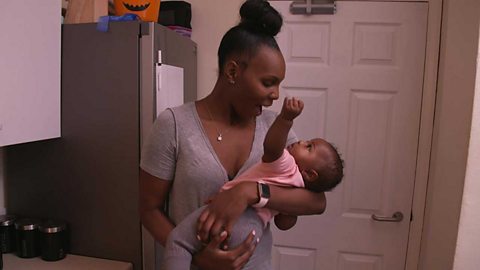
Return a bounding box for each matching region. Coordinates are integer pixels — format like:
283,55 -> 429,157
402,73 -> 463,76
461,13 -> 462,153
162,97 -> 344,270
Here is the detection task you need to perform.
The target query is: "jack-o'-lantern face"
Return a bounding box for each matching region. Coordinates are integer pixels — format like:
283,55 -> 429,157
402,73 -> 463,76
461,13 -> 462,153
114,0 -> 161,22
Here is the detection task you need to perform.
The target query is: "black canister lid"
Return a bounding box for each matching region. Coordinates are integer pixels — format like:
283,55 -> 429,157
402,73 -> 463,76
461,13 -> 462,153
14,218 -> 40,231
0,215 -> 16,226
39,220 -> 67,233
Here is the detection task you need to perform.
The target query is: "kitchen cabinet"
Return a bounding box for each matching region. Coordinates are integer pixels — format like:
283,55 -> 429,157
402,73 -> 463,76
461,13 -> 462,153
0,0 -> 61,146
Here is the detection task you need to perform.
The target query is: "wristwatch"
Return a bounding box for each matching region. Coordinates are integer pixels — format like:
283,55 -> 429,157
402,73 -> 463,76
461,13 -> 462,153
253,182 -> 270,208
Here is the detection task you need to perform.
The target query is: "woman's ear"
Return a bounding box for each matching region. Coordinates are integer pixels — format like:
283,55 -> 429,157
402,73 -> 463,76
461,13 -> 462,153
301,169 -> 319,182
224,60 -> 239,84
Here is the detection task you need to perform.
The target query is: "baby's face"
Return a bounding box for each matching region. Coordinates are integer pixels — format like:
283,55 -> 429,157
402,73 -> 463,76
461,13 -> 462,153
287,138 -> 332,172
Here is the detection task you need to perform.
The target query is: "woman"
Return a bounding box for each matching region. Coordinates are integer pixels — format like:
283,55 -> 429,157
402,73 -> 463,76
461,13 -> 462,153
139,1 -> 326,269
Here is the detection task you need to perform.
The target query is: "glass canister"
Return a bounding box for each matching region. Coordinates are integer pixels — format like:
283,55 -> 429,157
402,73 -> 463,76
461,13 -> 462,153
14,218 -> 40,258
0,215 -> 16,253
38,220 -> 68,261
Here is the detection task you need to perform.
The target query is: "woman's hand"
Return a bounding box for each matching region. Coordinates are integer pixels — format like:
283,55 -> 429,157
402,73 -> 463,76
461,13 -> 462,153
193,230 -> 258,270
197,182 -> 258,242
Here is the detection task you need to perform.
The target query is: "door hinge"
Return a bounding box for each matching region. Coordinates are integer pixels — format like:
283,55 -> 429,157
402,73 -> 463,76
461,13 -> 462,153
290,0 -> 336,15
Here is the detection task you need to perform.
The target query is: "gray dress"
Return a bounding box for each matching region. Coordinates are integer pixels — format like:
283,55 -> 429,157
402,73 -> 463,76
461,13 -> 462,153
140,102 -> 297,269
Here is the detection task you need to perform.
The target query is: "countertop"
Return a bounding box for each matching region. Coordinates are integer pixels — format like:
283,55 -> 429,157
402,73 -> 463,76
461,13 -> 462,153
4,253 -> 133,270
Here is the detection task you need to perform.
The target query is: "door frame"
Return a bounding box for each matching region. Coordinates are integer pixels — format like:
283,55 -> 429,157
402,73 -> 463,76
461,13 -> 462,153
385,1 -> 442,269
271,0 -> 443,269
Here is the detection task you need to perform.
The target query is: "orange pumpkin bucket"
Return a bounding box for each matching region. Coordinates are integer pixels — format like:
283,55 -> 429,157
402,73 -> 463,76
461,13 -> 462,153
113,0 -> 161,22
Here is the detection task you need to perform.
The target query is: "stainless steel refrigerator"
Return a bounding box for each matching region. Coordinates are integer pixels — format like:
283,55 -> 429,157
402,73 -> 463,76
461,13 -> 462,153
5,21 -> 196,270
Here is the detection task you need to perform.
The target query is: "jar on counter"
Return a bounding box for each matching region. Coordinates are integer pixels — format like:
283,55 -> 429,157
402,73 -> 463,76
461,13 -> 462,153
38,220 -> 68,261
14,218 -> 40,258
0,215 -> 16,253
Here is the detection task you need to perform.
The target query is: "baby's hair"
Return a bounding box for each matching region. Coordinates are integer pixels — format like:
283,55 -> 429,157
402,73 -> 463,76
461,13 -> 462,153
217,0 -> 283,72
311,142 -> 344,193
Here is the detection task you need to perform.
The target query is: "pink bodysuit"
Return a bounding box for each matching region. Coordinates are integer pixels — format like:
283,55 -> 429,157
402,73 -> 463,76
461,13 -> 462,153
222,149 -> 304,225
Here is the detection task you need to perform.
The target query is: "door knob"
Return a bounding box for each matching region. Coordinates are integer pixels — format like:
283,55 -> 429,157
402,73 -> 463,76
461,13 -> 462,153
371,211 -> 404,222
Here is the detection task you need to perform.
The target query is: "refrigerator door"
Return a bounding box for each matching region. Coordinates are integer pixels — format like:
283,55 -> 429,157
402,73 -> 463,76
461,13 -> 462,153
139,22 -> 197,270
156,64 -> 184,116
139,22 -> 197,147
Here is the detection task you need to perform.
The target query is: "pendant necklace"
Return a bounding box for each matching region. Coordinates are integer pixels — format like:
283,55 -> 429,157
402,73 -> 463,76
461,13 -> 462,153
205,102 -> 229,142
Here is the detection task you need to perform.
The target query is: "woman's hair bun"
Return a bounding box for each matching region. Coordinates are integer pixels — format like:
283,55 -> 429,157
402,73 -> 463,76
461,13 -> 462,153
239,0 -> 283,37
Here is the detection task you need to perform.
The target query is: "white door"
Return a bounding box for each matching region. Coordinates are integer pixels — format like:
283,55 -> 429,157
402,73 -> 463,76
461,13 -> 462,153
269,1 -> 428,270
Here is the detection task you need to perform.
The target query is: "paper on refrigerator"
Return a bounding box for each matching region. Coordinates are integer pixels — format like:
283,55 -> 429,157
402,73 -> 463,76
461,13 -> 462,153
156,64 -> 184,117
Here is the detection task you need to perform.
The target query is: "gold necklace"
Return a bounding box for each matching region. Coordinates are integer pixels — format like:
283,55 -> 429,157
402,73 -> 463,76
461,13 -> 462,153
205,103 -> 229,142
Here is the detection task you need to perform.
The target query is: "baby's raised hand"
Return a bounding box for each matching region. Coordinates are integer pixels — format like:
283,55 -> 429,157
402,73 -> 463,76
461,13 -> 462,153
280,97 -> 304,121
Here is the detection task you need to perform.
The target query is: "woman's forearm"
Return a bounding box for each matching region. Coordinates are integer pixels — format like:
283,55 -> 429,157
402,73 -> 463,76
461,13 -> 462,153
196,181 -> 326,242
267,185 -> 326,215
140,209 -> 175,246
236,181 -> 327,216
139,169 -> 175,246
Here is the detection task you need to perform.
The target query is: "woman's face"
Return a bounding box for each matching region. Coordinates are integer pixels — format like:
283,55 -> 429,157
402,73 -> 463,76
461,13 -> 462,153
232,45 -> 286,119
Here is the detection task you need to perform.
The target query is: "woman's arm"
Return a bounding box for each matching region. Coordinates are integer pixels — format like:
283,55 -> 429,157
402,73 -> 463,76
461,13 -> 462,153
267,184 -> 326,216
196,182 -> 259,241
139,169 -> 174,246
197,182 -> 326,241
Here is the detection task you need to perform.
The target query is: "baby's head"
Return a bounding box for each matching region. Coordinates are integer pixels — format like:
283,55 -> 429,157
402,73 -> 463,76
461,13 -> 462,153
287,138 -> 344,192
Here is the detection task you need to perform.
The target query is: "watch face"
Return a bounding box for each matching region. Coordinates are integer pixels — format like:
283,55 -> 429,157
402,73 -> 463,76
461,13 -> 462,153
260,183 -> 271,198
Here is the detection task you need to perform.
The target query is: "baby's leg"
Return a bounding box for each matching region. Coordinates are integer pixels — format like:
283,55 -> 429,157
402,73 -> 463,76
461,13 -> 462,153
162,206 -> 207,270
227,207 -> 266,270
162,207 -> 265,270
227,207 -> 264,246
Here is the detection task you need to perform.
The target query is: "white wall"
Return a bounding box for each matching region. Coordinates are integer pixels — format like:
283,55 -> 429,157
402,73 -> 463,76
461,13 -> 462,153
187,0 -> 244,98
418,0 -> 480,268
452,26 -> 480,270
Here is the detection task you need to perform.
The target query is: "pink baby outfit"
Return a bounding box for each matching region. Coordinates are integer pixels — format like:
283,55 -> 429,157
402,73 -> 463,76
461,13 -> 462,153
222,149 -> 304,225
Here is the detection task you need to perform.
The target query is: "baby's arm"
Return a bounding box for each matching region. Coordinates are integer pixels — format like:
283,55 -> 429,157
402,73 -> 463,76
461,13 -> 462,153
263,97 -> 304,163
